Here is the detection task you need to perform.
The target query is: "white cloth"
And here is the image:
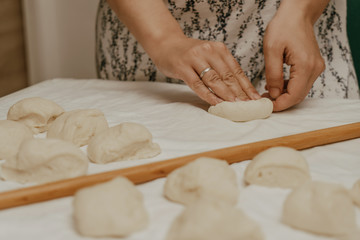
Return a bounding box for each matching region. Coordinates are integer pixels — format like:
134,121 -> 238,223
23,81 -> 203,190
0,79 -> 359,240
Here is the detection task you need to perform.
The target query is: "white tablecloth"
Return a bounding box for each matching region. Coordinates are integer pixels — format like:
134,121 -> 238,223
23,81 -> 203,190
0,79 -> 359,240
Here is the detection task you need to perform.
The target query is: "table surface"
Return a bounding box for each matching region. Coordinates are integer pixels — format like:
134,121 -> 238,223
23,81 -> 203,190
0,79 -> 359,240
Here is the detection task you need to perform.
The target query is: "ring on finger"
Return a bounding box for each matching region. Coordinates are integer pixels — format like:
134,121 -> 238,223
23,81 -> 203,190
199,67 -> 212,79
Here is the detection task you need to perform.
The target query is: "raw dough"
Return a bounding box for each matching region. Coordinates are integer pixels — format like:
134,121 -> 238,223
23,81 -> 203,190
7,97 -> 64,134
164,157 -> 238,205
208,98 -> 273,122
1,138 -> 88,184
244,147 -> 311,188
282,181 -> 357,236
0,120 -> 33,160
87,122 -> 161,164
166,200 -> 263,240
350,179 -> 360,207
47,109 -> 109,147
73,177 -> 148,237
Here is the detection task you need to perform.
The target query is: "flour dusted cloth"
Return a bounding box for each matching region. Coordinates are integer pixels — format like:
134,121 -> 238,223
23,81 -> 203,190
0,79 -> 359,240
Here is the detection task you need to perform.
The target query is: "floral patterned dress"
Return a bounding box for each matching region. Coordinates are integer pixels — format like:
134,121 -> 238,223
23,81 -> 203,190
96,0 -> 359,99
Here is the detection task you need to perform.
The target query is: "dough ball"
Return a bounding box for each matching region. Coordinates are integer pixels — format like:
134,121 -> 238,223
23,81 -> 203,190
73,177 -> 149,237
0,120 -> 33,160
166,200 -> 264,240
7,97 -> 65,134
350,179 -> 360,207
282,181 -> 357,236
164,157 -> 238,205
244,147 -> 310,188
87,122 -> 161,164
47,109 -> 109,147
208,98 -> 273,122
1,138 -> 88,184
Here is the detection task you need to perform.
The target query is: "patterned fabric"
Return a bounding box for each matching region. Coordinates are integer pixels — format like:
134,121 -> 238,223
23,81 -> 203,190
96,0 -> 359,99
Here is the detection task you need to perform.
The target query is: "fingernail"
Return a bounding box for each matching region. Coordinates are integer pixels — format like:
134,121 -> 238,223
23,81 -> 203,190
269,88 -> 281,99
252,93 -> 261,100
216,98 -> 223,104
235,97 -> 249,102
236,97 -> 251,102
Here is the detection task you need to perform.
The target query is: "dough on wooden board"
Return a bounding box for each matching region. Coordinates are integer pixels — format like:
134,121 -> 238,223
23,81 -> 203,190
282,181 -> 357,236
350,179 -> 360,207
47,109 -> 109,147
7,97 -> 64,134
1,138 -> 88,184
244,147 -> 311,188
166,200 -> 264,240
208,98 -> 273,122
87,122 -> 161,164
0,120 -> 33,160
164,157 -> 238,205
73,177 -> 149,237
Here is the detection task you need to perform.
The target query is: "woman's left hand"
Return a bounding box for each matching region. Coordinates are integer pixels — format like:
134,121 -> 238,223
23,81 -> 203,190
263,0 -> 329,111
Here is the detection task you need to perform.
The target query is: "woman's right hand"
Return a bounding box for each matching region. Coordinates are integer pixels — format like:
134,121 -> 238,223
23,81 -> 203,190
151,36 -> 261,105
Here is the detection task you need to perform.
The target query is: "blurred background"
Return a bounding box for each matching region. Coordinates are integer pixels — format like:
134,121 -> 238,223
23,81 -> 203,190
0,0 -> 359,97
0,0 -> 99,97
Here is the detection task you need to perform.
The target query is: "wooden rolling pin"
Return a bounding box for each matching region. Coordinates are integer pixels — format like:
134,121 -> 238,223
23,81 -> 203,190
0,122 -> 359,210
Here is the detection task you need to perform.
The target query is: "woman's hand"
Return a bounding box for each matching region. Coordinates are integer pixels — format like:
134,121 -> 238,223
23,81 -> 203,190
152,36 -> 261,105
263,0 -> 329,111
107,0 -> 260,106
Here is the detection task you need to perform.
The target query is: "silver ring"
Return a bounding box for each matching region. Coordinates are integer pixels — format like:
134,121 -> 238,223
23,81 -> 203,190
199,67 -> 212,79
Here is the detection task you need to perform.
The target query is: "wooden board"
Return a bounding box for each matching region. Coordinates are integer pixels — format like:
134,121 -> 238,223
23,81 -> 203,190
0,122 -> 359,210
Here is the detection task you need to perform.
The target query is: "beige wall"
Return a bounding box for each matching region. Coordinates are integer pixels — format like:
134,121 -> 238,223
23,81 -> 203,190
23,0 -> 99,85
0,0 -> 28,97
0,0 -> 100,97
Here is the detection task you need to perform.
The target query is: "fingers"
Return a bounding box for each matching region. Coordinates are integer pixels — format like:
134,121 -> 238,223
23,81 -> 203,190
264,32 -> 325,111
272,67 -> 309,112
219,49 -> 261,100
204,62 -> 249,101
262,14 -> 327,112
272,56 -> 325,112
264,41 -> 284,99
182,67 -> 223,106
192,62 -> 238,102
159,39 -> 260,105
190,42 -> 260,101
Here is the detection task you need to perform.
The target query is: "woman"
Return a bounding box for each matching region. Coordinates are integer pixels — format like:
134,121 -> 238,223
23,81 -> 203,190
96,0 -> 359,111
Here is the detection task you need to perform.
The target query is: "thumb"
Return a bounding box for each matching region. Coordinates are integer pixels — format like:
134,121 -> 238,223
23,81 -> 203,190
264,45 -> 284,99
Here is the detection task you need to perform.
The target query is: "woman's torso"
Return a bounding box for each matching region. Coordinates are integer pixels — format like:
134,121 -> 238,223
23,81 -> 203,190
96,0 -> 359,99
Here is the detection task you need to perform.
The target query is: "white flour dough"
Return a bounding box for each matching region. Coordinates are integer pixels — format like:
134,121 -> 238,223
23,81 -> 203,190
164,157 -> 238,205
244,147 -> 311,188
47,109 -> 109,147
73,177 -> 149,237
0,120 -> 33,160
208,98 -> 273,122
166,200 -> 264,240
1,138 -> 88,184
87,122 -> 160,164
282,181 -> 357,236
7,97 -> 64,134
351,179 -> 360,207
